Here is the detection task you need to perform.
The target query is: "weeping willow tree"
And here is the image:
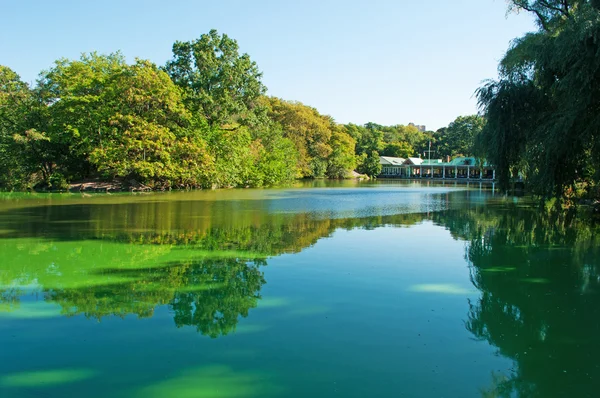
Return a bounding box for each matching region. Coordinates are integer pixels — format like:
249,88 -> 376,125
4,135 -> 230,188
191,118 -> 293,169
477,1 -> 600,201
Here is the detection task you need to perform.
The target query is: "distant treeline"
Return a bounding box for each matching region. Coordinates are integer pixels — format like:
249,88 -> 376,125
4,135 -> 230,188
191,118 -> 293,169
0,30 -> 480,191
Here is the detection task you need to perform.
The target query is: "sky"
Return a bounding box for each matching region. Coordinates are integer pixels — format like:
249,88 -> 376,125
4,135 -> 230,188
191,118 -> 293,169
0,0 -> 536,130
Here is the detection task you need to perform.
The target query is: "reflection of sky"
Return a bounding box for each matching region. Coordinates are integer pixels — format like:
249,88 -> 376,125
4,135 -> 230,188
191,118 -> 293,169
266,187 -> 467,219
261,222 -> 511,397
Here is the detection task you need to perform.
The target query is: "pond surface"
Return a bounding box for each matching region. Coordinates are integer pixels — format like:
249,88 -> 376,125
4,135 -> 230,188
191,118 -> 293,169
0,181 -> 599,398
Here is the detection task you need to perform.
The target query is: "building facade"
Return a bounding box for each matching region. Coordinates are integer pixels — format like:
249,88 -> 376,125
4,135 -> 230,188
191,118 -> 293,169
408,123 -> 427,132
379,156 -> 496,180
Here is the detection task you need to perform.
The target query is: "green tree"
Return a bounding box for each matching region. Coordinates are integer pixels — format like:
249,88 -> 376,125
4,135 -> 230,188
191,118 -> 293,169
205,126 -> 254,188
40,54 -> 215,188
262,97 -> 334,178
0,66 -> 56,188
165,29 -> 266,127
327,129 -> 357,178
477,1 -> 600,199
437,115 -> 485,158
0,66 -> 33,188
358,123 -> 384,155
250,128 -> 298,186
39,52 -> 129,179
394,124 -> 429,155
508,0 -> 582,31
382,141 -> 414,158
358,150 -> 382,177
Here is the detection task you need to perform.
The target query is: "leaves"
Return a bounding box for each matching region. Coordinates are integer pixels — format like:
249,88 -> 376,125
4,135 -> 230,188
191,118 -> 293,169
436,115 -> 485,159
165,29 -> 266,126
263,97 -> 335,178
477,1 -> 600,199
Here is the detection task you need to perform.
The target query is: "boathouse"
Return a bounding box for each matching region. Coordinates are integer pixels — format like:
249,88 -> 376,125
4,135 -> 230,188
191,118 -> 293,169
379,156 -> 495,180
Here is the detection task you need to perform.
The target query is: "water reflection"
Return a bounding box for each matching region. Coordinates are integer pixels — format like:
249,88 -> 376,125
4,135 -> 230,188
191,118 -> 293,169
1,188 -> 600,397
460,208 -> 600,397
0,188 -> 457,339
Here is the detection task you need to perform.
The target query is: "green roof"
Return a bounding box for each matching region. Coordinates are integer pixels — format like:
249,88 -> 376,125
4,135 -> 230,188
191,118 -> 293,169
448,157 -> 476,166
421,159 -> 443,165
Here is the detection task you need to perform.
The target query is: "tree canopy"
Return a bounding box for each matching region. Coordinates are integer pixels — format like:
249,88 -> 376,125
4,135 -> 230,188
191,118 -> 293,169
477,1 -> 600,201
0,29 -> 489,189
435,115 -> 485,159
165,29 -> 266,127
0,45 -> 300,190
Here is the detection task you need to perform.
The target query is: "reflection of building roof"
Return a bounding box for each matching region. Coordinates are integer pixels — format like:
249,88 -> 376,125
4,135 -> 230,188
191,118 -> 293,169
379,156 -> 405,166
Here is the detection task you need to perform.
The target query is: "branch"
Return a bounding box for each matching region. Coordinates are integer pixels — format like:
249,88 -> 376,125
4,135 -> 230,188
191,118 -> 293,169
538,0 -> 573,18
521,4 -> 551,31
538,0 -> 566,15
561,0 -> 568,13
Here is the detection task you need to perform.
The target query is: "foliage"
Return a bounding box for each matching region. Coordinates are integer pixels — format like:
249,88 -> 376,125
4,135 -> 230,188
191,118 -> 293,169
507,0 -> 583,31
165,29 -> 266,127
246,126 -> 299,186
342,122 -> 435,175
39,55 -> 215,188
477,1 -> 600,199
435,115 -> 484,159
327,128 -> 357,178
1,28 -> 493,189
357,150 -> 382,177
262,97 -> 335,178
381,123 -> 430,155
0,66 -> 47,189
352,123 -> 383,156
382,141 -> 414,158
0,43 -> 299,190
39,52 -> 129,179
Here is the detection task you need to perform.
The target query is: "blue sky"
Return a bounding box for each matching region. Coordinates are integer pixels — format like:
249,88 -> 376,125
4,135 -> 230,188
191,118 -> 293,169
1,0 -> 535,130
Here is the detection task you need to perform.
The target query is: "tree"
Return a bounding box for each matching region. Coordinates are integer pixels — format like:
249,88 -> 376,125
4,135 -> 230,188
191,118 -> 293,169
356,123 -> 384,155
393,124 -> 429,154
165,30 -> 266,127
327,129 -> 357,178
262,97 -> 334,178
37,52 -> 130,180
382,141 -> 414,158
508,0 -> 581,31
250,127 -> 298,186
0,66 -> 55,188
2,49 -> 297,190
39,54 -> 216,188
436,115 -> 485,158
477,1 -> 600,199
358,150 -> 382,177
0,66 -> 33,188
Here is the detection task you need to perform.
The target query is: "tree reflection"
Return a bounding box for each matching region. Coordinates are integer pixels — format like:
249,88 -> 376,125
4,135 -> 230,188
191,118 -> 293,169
3,191 -> 600,368
170,258 -> 266,338
0,196 -> 438,338
0,287 -> 21,312
459,206 -> 600,397
45,258 -> 265,338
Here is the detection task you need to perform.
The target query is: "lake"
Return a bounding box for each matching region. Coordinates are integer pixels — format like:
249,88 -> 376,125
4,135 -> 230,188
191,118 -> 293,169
0,181 -> 599,398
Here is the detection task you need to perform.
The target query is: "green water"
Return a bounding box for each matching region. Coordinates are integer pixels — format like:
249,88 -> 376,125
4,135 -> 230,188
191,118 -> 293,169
0,181 -> 599,397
